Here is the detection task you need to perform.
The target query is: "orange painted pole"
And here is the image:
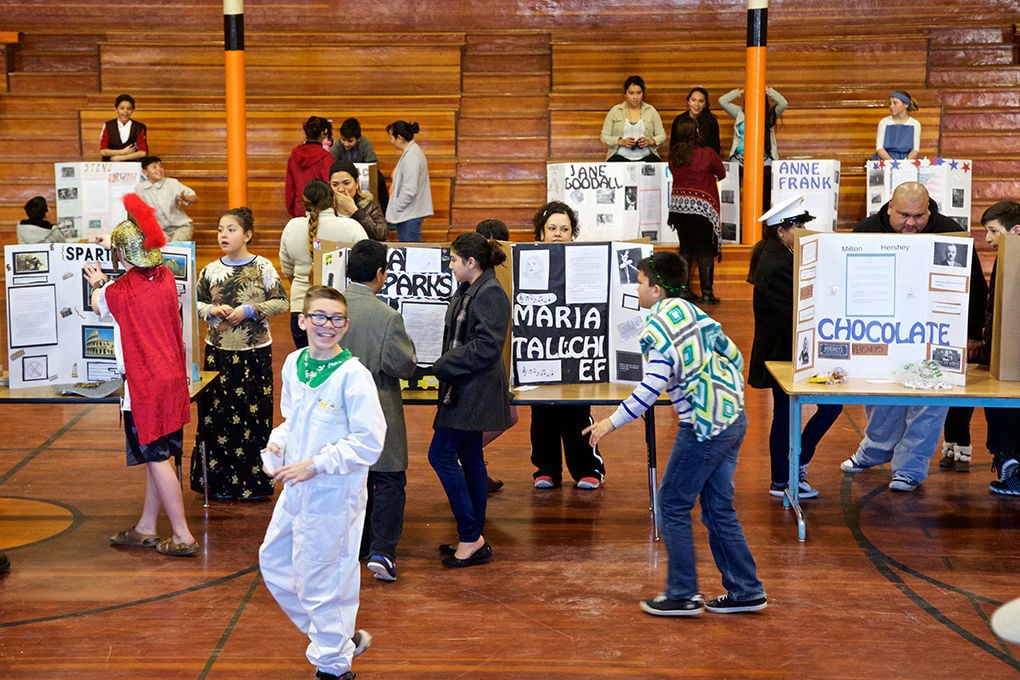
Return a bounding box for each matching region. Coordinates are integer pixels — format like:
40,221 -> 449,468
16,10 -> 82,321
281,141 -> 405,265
741,0 -> 768,245
224,0 -> 247,207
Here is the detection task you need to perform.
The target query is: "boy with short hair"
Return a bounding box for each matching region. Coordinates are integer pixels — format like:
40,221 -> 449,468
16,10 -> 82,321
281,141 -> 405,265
979,200 -> 1020,495
342,240 -> 418,582
259,285 -> 386,680
134,156 -> 198,242
82,194 -> 198,557
585,251 -> 766,616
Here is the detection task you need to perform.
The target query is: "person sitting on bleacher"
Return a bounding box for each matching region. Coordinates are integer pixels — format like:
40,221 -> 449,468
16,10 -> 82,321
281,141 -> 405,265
16,196 -> 65,244
134,156 -> 198,242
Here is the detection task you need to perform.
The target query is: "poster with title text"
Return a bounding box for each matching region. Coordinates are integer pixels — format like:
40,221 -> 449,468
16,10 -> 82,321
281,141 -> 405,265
4,242 -> 196,389
317,241 -> 455,388
54,162 -> 143,239
792,231 -> 972,385
865,158 -> 972,230
547,162 -> 668,242
511,241 -> 652,385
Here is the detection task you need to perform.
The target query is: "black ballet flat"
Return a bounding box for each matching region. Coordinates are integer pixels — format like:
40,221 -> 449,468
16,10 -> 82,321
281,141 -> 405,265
441,542 -> 493,568
438,543 -> 457,556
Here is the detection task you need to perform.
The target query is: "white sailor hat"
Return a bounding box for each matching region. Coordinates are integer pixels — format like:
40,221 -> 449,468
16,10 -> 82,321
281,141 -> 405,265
759,194 -> 815,228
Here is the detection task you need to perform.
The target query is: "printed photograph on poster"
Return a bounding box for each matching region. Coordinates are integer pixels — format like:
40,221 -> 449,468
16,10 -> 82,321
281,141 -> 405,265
798,304 -> 815,323
930,345 -> 963,373
596,188 -> 615,204
162,252 -> 188,279
518,249 -> 550,290
617,248 -> 641,284
81,268 -> 120,312
625,186 -> 637,210
796,329 -> 814,370
399,299 -> 447,365
616,350 -> 643,382
721,222 -> 737,242
933,241 -> 968,268
81,325 -> 115,359
800,239 -> 818,266
14,251 -> 49,274
22,355 -> 48,382
616,314 -> 644,341
61,166 -> 76,179
621,291 -> 639,311
818,341 -> 850,360
58,187 -> 78,200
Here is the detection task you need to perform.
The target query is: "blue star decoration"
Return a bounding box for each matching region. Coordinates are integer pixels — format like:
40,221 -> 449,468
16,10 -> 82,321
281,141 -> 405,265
890,159 -> 900,169
949,159 -> 959,170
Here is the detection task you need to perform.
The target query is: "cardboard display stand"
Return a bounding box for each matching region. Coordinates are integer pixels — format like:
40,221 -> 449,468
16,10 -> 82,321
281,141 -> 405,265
771,159 -> 841,232
546,162 -> 669,242
353,162 -> 379,199
991,233 -> 1020,381
54,162 -> 143,240
511,241 -> 652,385
865,158 -> 972,230
4,242 -> 197,389
792,230 -> 973,386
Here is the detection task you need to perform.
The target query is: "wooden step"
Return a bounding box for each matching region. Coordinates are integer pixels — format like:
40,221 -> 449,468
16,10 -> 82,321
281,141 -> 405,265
458,114 -> 547,136
970,156 -> 1020,176
929,45 -> 1016,67
464,31 -> 550,53
456,160 -> 546,181
941,108 -> 1020,131
463,52 -> 550,73
926,25 -> 1014,46
450,206 -> 540,232
7,71 -> 98,94
462,72 -> 548,95
937,88 -> 1020,108
0,114 -> 81,136
453,179 -> 545,206
0,137 -> 75,156
972,177 -> 1020,200
457,135 -> 547,159
941,131 -> 1020,155
929,66 -> 1020,88
15,48 -> 98,72
0,93 -> 89,113
16,32 -> 104,51
460,94 -> 548,116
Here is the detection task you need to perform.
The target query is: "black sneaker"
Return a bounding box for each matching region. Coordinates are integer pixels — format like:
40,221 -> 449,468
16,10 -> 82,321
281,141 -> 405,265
315,671 -> 354,680
990,475 -> 1020,496
706,593 -> 767,613
640,593 -> 704,616
992,452 -> 1019,482
352,629 -> 372,657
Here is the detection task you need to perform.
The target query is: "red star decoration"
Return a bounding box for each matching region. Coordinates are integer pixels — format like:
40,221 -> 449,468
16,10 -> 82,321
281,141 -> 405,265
962,162 -> 971,173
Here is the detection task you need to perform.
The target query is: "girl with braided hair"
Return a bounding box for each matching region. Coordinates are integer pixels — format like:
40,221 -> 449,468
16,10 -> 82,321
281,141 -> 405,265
280,179 -> 368,348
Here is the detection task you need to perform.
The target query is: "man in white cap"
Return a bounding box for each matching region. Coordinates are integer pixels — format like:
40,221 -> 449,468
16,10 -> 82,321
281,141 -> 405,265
82,194 -> 198,556
747,195 -> 842,499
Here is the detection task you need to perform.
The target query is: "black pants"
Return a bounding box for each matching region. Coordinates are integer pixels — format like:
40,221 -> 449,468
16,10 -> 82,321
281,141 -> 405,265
360,470 -> 407,560
530,404 -> 604,484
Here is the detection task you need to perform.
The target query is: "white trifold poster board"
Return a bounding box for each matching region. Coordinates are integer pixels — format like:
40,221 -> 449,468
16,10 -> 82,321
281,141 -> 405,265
4,242 -> 196,389
792,231 -> 972,386
317,241 -> 454,386
54,162 -> 144,239
353,162 -> 379,199
865,158 -> 973,229
511,241 -> 653,385
636,160 -> 740,246
771,159 -> 841,232
546,162 -> 669,242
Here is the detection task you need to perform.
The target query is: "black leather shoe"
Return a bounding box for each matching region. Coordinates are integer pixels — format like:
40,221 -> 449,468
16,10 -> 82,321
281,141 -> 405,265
487,476 -> 504,493
438,543 -> 457,556
442,542 -> 493,568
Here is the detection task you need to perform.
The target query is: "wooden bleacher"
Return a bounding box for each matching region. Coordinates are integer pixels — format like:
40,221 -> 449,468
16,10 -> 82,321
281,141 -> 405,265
0,5 -> 1018,251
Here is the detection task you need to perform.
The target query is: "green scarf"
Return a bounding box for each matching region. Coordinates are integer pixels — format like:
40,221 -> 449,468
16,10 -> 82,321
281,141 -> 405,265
297,348 -> 353,388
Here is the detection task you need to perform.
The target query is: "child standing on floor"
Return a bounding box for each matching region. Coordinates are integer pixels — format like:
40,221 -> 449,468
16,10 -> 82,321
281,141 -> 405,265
529,201 -> 606,490
259,285 -> 386,680
190,207 -> 289,500
977,201 -> 1020,495
429,233 -> 513,568
82,194 -> 198,557
585,251 -> 766,616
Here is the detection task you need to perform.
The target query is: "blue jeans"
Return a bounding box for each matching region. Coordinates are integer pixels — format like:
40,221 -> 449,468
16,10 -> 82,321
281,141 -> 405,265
360,470 -> 406,560
658,412 -> 764,601
769,385 -> 842,485
854,405 -> 949,483
389,217 -> 423,243
428,427 -> 487,542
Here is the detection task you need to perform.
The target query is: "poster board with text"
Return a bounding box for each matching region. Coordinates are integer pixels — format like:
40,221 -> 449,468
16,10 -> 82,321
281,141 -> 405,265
771,159 -> 840,232
54,162 -> 143,240
5,242 -> 196,389
865,158 -> 972,230
792,230 -> 972,385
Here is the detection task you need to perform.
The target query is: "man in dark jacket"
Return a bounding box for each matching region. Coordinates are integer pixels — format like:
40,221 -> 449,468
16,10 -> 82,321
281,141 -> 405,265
841,182 -> 987,490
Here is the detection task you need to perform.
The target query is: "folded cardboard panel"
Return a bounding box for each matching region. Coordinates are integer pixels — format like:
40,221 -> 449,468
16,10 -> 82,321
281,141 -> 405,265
991,234 -> 1020,381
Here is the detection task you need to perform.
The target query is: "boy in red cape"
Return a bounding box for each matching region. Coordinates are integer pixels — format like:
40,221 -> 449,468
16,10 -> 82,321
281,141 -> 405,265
83,193 -> 198,556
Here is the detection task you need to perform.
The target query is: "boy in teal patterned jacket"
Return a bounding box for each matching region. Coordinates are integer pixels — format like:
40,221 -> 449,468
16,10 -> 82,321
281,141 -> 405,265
585,251 -> 766,617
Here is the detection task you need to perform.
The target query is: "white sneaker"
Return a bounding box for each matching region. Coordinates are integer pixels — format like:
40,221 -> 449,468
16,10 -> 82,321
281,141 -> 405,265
797,467 -> 820,499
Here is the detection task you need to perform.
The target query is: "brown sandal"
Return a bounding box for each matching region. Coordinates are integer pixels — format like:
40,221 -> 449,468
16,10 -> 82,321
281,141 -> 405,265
110,528 -> 159,548
156,538 -> 200,557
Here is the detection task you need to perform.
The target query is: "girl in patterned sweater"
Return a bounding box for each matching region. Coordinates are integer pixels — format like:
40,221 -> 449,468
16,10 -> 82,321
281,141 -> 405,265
191,207 -> 289,499
585,251 -> 767,617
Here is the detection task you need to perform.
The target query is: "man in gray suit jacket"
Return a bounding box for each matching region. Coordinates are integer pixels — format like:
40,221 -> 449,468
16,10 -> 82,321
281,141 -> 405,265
343,240 -> 418,581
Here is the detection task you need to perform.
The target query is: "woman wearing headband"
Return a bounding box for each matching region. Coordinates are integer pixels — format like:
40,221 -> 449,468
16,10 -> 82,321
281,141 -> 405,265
873,90 -> 921,161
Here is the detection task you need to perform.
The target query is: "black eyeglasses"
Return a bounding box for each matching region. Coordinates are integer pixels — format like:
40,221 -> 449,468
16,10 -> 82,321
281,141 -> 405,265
305,313 -> 348,328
